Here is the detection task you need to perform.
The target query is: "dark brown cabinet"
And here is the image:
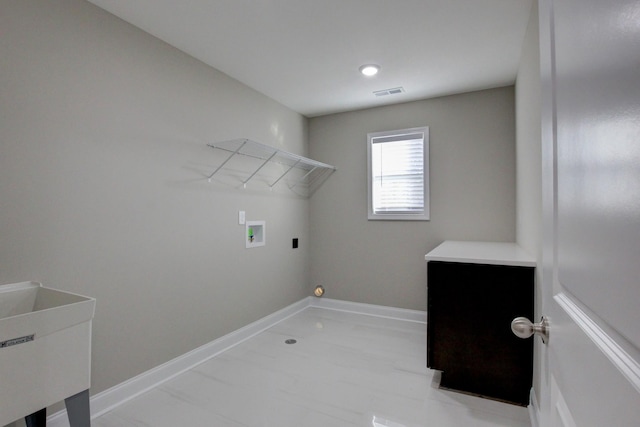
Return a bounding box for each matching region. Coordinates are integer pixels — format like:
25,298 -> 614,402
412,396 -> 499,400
425,242 -> 535,406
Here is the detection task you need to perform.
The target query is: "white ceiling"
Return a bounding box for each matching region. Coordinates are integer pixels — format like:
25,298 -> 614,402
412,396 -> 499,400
88,0 -> 533,118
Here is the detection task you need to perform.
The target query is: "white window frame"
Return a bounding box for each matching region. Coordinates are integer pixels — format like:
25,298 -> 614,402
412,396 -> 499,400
367,126 -> 430,221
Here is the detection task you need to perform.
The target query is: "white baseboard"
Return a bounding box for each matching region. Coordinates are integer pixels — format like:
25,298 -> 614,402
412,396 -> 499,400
310,297 -> 427,323
47,296 -> 426,426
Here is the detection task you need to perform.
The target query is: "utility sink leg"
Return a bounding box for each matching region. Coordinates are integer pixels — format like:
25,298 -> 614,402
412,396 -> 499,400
65,389 -> 91,427
25,408 -> 46,427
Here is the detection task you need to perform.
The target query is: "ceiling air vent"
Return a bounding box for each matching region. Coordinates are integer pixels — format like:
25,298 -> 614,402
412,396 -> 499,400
373,87 -> 405,97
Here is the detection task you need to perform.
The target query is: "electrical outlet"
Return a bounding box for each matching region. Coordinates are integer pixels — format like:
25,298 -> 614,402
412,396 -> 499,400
292,238 -> 299,249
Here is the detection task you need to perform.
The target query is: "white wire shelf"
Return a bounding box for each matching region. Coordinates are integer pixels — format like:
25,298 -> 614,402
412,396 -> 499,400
206,138 -> 336,195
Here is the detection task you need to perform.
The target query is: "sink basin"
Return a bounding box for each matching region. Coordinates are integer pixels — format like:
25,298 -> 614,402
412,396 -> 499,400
0,281 -> 95,425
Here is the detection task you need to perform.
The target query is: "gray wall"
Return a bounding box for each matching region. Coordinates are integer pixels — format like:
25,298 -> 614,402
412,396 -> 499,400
309,87 -> 517,311
516,3 -> 542,263
0,0 -> 310,398
515,0 -> 543,407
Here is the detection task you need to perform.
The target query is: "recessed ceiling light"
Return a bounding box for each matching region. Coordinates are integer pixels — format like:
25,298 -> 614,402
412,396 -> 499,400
359,64 -> 380,77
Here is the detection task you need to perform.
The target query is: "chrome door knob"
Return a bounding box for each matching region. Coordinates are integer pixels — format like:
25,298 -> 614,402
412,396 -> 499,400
511,316 -> 549,344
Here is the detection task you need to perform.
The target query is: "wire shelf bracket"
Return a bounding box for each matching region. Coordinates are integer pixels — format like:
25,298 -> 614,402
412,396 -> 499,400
206,138 -> 336,196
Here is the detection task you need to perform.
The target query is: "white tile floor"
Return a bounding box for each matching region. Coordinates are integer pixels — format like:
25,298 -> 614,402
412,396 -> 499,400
92,307 -> 531,427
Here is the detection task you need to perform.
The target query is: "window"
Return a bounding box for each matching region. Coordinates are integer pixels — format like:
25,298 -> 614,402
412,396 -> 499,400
367,127 -> 429,220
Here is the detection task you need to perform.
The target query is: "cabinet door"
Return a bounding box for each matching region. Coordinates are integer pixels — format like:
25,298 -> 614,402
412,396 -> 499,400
427,261 -> 534,405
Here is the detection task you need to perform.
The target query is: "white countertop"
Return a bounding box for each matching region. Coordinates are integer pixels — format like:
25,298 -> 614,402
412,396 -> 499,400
424,241 -> 536,267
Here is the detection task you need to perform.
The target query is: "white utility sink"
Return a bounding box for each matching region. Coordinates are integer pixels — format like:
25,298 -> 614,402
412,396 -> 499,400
0,281 -> 95,426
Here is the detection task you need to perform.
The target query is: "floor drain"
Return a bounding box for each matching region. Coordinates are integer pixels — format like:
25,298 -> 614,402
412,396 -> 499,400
285,339 -> 297,344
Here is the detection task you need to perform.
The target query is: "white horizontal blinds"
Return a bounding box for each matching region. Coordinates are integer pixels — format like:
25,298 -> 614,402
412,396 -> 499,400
371,132 -> 425,214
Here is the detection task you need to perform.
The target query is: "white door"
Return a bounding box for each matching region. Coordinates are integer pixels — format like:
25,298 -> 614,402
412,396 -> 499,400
537,0 -> 640,425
